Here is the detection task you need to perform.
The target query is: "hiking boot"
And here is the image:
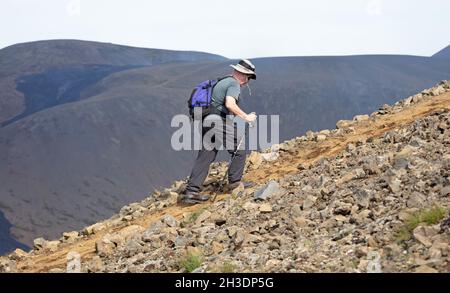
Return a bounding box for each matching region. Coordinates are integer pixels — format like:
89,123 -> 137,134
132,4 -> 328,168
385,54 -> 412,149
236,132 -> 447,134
227,181 -> 255,191
181,190 -> 210,204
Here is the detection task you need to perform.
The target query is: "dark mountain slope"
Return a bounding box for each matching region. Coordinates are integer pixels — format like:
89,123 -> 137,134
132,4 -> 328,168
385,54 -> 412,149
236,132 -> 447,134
0,211 -> 29,255
0,40 -> 226,124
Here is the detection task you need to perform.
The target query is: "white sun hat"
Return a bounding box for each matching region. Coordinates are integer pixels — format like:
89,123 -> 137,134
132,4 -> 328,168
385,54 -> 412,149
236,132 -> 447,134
230,59 -> 256,79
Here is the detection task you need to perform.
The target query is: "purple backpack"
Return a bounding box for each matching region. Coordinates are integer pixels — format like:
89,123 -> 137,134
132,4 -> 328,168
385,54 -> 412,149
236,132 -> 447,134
188,76 -> 229,119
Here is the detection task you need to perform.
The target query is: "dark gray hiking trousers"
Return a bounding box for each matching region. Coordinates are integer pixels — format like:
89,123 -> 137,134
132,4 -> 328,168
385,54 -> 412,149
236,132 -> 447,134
186,115 -> 247,193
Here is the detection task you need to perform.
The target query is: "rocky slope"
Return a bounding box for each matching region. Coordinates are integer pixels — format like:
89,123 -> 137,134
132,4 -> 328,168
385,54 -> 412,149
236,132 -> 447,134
1,81 -> 449,273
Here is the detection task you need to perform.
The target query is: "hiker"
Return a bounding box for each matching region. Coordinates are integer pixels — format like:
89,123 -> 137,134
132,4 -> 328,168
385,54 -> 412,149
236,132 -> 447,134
182,59 -> 258,203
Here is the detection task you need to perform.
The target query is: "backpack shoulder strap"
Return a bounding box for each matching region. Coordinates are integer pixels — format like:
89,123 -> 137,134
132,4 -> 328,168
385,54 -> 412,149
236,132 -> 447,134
219,75 -> 233,81
212,75 -> 233,91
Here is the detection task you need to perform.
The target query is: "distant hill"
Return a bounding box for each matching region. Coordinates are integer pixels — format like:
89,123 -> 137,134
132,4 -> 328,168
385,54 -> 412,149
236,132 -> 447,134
432,45 -> 450,59
1,40 -> 450,253
0,39 -> 226,124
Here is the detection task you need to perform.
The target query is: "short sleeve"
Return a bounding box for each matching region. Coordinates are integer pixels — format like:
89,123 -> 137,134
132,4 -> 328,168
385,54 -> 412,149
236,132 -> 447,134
225,84 -> 240,101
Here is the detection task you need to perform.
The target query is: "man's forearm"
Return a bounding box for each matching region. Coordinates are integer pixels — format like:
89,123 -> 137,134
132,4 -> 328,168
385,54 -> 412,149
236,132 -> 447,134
226,103 -> 247,120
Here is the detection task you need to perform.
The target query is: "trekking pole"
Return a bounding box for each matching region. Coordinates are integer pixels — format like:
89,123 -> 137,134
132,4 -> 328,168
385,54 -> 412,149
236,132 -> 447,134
212,116 -> 255,202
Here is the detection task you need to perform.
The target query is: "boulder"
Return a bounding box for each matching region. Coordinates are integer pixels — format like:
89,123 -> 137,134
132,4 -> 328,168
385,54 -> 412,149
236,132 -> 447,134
247,151 -> 263,169
231,182 -> 245,198
142,221 -> 165,239
261,152 -> 279,162
294,217 -> 311,228
297,163 -> 309,170
186,246 -> 202,257
155,189 -> 178,203
9,248 -> 28,261
0,257 -> 17,273
211,241 -> 224,254
95,236 -> 116,257
302,195 -> 317,210
406,192 -> 426,208
385,177 -> 402,194
265,259 -> 282,271
319,129 -> 331,136
102,225 -> 144,251
336,168 -> 366,185
415,265 -> 438,273
33,237 -> 47,250
430,86 -> 445,96
259,204 -> 273,213
411,94 -> 423,103
86,256 -> 104,273
242,201 -> 260,211
82,222 -> 107,236
233,229 -> 247,247
315,134 -> 327,142
195,210 -> 212,225
66,251 -> 81,273
346,143 -> 356,152
441,186 -> 450,197
403,96 -> 413,106
254,180 -> 281,201
62,231 -> 80,244
33,238 -> 60,252
271,144 -> 281,152
46,241 -> 60,252
353,114 -> 369,122
336,120 -> 352,129
162,214 -> 179,228
352,189 -> 371,209
413,225 -> 439,247
119,203 -> 145,216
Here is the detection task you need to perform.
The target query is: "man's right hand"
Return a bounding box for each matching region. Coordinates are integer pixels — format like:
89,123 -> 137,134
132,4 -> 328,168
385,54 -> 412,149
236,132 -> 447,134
245,112 -> 257,123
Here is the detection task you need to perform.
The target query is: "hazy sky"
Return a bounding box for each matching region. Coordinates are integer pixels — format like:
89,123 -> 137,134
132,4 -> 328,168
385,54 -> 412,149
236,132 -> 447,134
1,0 -> 449,58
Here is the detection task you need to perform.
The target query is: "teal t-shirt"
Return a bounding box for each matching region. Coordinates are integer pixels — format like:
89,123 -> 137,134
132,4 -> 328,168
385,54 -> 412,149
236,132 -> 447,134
210,76 -> 241,115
